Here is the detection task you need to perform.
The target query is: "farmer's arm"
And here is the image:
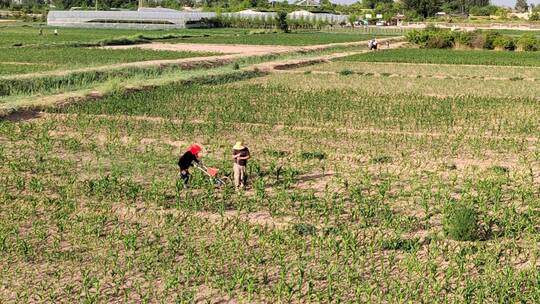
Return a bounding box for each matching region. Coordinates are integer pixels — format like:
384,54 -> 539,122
240,150 -> 251,160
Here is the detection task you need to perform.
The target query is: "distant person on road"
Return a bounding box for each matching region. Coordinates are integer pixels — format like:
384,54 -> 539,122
368,39 -> 378,50
232,141 -> 250,190
178,144 -> 202,184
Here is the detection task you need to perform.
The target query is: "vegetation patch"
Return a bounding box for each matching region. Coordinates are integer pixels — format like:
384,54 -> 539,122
443,201 -> 480,241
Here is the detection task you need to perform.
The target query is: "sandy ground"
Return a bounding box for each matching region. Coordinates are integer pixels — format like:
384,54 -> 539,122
103,36 -> 403,57
105,42 -> 296,55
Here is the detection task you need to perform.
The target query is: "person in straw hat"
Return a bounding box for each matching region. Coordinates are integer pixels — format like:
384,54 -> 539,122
232,141 -> 250,190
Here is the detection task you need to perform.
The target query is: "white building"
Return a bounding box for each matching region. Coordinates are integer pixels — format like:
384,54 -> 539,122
47,8 -> 216,29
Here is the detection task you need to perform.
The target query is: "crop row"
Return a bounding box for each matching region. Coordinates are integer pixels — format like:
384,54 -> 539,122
298,61 -> 540,79
255,72 -> 540,99
340,48 -> 540,66
0,46 -> 215,76
58,75 -> 540,137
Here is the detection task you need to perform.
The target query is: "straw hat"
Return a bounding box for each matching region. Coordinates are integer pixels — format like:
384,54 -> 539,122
233,141 -> 245,150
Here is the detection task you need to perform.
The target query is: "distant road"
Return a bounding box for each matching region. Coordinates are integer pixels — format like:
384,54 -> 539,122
385,22 -> 540,31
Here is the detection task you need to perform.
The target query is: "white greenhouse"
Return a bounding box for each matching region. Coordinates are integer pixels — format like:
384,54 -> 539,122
47,8 -> 217,29
47,8 -> 348,29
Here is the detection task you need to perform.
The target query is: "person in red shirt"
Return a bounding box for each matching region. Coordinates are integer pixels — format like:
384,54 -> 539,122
178,144 -> 202,184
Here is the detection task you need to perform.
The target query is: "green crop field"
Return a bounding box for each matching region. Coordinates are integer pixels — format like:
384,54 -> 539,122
297,61 -> 540,79
0,24 -> 246,47
495,29 -> 540,39
341,48 -> 540,66
162,31 -> 399,45
0,46 -> 216,76
2,29 -> 540,302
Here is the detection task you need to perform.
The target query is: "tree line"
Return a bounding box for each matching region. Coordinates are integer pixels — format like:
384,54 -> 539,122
1,0 -> 538,22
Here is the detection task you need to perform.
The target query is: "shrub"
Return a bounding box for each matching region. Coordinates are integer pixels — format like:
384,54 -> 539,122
426,31 -> 454,49
470,31 -> 486,49
443,201 -> 479,241
492,35 -> 515,51
406,27 -> 454,48
516,34 -> 539,51
483,31 -> 501,50
455,31 -> 473,48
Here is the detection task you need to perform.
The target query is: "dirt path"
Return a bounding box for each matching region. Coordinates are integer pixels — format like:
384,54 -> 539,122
104,37 -> 404,55
248,41 -> 406,72
104,42 -> 296,55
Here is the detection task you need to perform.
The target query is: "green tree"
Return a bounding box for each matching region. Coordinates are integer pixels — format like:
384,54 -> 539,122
348,13 -> 358,27
401,0 -> 442,17
276,10 -> 289,33
515,0 -> 528,13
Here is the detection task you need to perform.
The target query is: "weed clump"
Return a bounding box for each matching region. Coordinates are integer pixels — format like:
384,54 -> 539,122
300,151 -> 325,160
293,223 -> 317,236
381,237 -> 421,251
372,155 -> 392,164
443,201 -> 479,241
339,69 -> 354,76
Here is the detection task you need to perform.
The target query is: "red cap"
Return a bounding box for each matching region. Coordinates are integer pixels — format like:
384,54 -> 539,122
188,144 -> 202,156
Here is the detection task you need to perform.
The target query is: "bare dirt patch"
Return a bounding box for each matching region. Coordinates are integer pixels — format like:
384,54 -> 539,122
105,42 -> 296,56
195,284 -> 237,304
196,210 -> 293,229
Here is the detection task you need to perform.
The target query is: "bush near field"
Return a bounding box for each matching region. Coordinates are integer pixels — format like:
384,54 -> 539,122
406,26 -> 539,51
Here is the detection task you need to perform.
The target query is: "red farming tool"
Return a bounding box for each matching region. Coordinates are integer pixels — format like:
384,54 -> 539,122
194,163 -> 229,187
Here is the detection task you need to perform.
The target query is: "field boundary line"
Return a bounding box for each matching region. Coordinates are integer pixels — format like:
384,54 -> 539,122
337,60 -> 540,69
277,70 -> 539,82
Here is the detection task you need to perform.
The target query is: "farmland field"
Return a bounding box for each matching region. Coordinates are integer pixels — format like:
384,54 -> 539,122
341,48 -> 540,66
161,31 -> 400,46
2,26 -> 540,302
0,24 -> 246,47
0,47 -> 216,76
